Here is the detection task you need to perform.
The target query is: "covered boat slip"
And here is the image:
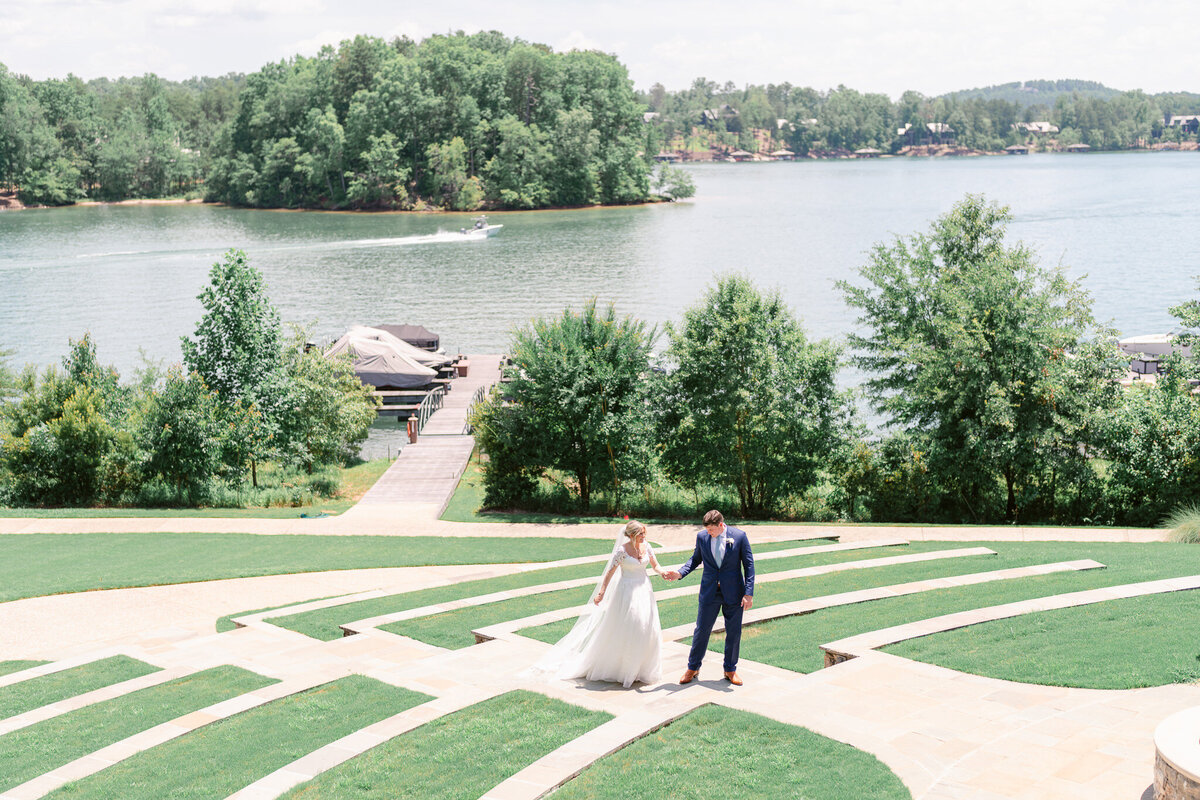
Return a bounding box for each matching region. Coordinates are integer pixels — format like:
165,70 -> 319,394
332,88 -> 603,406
324,324 -> 463,415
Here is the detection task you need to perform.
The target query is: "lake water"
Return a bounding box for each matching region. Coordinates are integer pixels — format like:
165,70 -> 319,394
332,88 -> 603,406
2,152 -> 1197,454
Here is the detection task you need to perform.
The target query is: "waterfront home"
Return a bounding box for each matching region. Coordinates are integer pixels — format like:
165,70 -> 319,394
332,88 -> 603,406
1014,121 -> 1060,136
1165,114 -> 1200,133
1005,144 -> 1029,155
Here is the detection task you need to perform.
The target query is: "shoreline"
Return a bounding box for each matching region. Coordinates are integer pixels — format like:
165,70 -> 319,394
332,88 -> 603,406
4,144 -> 1195,212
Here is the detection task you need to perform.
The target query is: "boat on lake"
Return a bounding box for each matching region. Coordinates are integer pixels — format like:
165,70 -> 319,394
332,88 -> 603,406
460,215 -> 503,238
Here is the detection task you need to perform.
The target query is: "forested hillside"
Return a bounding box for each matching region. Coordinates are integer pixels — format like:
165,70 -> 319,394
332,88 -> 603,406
642,78 -> 1200,157
0,32 -> 656,210
4,33 -> 1200,210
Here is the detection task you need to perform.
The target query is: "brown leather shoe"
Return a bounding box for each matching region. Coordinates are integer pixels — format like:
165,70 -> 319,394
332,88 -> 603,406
724,671 -> 743,686
679,669 -> 699,684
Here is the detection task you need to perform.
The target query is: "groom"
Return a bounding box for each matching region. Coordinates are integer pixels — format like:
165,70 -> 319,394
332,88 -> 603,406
666,509 -> 755,686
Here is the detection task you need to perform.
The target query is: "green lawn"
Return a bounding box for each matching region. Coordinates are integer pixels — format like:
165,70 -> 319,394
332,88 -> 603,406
0,533 -> 612,603
701,541 -> 1200,685
551,704 -> 910,800
265,537 -> 831,642
887,589 -> 1200,688
280,691 -> 612,800
520,541 -> 988,644
1,665 -> 275,793
47,675 -> 428,800
0,655 -> 159,720
381,585 -> 596,648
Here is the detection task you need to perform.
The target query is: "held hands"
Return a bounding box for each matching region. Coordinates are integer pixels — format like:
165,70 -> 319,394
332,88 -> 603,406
662,571 -> 681,581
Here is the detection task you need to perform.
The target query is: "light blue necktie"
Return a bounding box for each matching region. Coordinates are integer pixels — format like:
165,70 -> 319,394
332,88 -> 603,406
712,532 -> 725,567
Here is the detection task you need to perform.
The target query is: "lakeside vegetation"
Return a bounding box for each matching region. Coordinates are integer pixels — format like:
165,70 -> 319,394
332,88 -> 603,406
0,249 -> 378,511
0,33 -> 693,210
646,77 -> 1200,158
470,195 -> 1200,528
3,34 -> 1198,208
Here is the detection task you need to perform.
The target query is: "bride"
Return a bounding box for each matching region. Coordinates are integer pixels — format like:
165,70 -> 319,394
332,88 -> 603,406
530,520 -> 667,688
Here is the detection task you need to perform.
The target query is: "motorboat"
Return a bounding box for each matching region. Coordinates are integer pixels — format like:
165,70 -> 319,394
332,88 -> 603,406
460,215 -> 503,238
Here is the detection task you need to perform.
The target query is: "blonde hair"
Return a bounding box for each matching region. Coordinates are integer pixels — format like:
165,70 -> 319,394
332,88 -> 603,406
623,520 -> 646,538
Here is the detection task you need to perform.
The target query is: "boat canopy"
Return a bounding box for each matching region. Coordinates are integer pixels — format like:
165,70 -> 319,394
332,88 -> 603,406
325,326 -> 438,389
376,323 -> 441,351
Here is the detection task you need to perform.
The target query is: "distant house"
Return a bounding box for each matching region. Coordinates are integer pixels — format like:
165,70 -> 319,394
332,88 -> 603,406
642,111 -> 660,124
775,118 -> 795,133
1165,114 -> 1200,133
897,122 -> 956,146
1005,144 -> 1029,155
729,149 -> 754,162
700,104 -> 740,127
926,122 -> 955,144
1014,121 -> 1060,136
771,149 -> 795,161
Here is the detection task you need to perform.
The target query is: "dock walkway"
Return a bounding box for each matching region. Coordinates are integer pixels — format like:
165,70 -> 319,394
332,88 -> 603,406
350,354 -> 503,520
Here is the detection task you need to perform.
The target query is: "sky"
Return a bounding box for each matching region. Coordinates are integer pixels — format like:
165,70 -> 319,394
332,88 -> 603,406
3,0 -> 1198,98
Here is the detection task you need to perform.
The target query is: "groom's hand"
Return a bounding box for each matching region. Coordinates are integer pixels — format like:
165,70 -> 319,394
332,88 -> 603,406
664,571 -> 680,581
742,595 -> 753,610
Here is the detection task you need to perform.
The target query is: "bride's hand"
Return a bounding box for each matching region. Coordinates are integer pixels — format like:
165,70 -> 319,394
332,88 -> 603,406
593,590 -> 604,604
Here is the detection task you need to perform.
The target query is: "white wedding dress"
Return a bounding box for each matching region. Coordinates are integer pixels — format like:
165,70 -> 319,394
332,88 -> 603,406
532,546 -> 663,688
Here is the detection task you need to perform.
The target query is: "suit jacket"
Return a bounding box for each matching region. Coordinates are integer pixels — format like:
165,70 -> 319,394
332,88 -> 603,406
677,525 -> 755,602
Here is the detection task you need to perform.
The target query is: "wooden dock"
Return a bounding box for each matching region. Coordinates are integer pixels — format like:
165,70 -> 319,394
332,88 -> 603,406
353,354 -> 503,516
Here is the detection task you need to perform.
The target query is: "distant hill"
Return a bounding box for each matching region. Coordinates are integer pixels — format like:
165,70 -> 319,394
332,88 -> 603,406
944,80 -> 1121,108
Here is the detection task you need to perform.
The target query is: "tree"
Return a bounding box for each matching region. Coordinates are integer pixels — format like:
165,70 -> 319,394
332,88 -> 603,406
652,163 -> 695,201
180,249 -> 286,484
273,333 -> 378,471
141,367 -> 225,502
839,195 -> 1124,523
657,275 -> 852,517
474,300 -> 657,512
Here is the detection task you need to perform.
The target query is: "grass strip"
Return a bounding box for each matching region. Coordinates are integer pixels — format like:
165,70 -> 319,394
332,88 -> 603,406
0,665 -> 275,793
520,542 -> 991,644
361,538 -> 834,648
381,585 -> 596,648
261,537 -> 818,641
0,534 -> 612,603
281,690 -> 612,799
47,675 -> 428,800
887,589 -> 1200,688
0,661 -> 48,678
551,704 -> 910,800
0,655 -> 159,721
215,594 -> 351,633
707,541 -> 1200,681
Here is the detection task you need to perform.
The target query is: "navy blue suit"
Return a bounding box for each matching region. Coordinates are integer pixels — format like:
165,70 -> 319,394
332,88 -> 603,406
677,525 -> 755,672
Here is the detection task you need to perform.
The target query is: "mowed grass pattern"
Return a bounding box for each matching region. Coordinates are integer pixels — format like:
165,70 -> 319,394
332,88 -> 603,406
377,540 -> 948,649
46,675 -> 429,800
0,533 -> 614,603
551,704 -> 911,800
887,588 -> 1200,688
0,665 -> 276,793
520,542 -> 995,644
0,655 -> 159,720
706,542 -> 1200,683
262,537 -> 820,641
280,691 -> 612,800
